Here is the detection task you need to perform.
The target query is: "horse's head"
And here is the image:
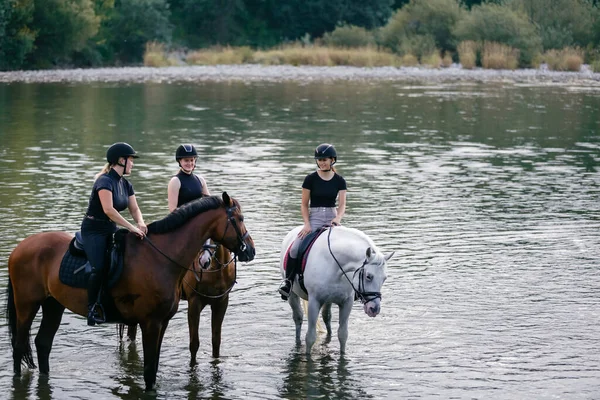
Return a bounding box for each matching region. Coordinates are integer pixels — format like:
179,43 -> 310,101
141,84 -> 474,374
355,247 -> 393,318
216,192 -> 255,262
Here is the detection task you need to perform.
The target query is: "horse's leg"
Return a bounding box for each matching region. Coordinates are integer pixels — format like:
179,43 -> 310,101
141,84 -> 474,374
288,292 -> 303,344
210,296 -> 229,358
140,321 -> 164,391
305,298 -> 321,355
187,295 -> 206,365
7,287 -> 39,374
337,299 -> 353,354
35,297 -> 65,374
321,302 -> 333,336
127,324 -> 138,341
155,320 -> 169,376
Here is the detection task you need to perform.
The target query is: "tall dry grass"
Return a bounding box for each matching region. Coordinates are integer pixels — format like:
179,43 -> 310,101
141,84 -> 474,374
543,47 -> 584,71
457,41 -> 478,69
253,45 -> 402,67
186,46 -> 254,65
482,42 -> 519,70
143,42 -> 172,67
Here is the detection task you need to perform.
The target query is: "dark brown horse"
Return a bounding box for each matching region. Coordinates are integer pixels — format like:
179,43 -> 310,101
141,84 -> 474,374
6,193 -> 255,391
119,242 -> 236,363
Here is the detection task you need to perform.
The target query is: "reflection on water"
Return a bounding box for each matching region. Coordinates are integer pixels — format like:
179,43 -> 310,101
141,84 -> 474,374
1,80 -> 600,399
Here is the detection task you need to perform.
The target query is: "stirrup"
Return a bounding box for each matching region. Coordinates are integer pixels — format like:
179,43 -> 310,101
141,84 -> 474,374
87,303 -> 106,326
278,280 -> 292,300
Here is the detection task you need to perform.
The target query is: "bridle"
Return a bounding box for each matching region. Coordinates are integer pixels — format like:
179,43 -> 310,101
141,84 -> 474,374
326,227 -> 382,305
142,202 -> 249,297
219,204 -> 250,255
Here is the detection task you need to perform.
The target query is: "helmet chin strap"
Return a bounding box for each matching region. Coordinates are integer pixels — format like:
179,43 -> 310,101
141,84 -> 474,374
117,158 -> 128,176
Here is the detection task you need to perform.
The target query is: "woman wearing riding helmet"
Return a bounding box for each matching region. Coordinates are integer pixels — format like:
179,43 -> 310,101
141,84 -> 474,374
167,144 -> 210,212
168,144 -> 212,267
83,142 -> 147,326
279,143 -> 347,300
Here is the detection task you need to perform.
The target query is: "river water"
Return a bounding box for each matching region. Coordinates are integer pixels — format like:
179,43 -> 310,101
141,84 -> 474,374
1,74 -> 600,399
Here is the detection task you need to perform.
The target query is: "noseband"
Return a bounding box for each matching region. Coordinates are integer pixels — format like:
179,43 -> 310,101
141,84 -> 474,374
327,228 -> 382,305
219,204 -> 250,255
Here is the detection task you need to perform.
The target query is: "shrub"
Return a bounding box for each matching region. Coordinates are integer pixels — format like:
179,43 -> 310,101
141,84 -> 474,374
421,51 -> 442,68
379,0 -> 464,55
323,25 -> 375,48
453,3 -> 542,67
441,52 -> 453,67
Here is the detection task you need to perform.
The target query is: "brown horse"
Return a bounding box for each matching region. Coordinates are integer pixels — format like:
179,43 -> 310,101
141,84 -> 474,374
119,242 -> 236,364
6,193 -> 255,391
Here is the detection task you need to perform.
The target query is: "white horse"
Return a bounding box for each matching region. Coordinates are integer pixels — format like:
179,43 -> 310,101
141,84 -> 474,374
279,225 -> 393,354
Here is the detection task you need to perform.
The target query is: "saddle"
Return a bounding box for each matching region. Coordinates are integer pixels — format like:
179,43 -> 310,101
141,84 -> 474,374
284,226 -> 328,293
58,229 -> 128,290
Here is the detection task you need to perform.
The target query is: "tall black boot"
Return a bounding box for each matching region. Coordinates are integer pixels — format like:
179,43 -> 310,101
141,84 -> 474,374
279,255 -> 298,301
87,272 -> 102,326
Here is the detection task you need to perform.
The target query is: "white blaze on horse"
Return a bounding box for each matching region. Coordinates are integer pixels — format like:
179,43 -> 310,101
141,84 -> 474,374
279,225 -> 393,354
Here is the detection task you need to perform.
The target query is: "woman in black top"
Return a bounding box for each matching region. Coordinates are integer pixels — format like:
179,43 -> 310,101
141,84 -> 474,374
167,144 -> 210,212
83,142 -> 147,326
279,143 -> 347,300
167,144 -> 212,266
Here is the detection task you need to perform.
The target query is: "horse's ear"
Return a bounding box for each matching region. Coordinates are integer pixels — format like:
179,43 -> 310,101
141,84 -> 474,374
222,192 -> 231,206
384,251 -> 395,261
366,247 -> 373,259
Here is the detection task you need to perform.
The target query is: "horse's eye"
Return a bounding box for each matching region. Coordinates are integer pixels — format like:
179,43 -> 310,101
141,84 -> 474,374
366,273 -> 373,282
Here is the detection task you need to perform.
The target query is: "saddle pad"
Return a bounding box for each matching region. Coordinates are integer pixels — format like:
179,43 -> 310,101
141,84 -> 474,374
284,227 -> 327,273
58,238 -> 124,289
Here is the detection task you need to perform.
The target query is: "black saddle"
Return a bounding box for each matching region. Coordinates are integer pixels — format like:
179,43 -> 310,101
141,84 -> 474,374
58,229 -> 128,289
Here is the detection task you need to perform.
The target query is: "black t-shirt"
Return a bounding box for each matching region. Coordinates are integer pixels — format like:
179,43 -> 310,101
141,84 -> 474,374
176,170 -> 203,207
85,169 -> 134,218
302,171 -> 347,207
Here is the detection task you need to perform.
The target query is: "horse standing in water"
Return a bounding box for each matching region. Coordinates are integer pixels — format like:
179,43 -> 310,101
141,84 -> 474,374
280,225 -> 392,354
6,193 -> 255,391
119,242 -> 236,363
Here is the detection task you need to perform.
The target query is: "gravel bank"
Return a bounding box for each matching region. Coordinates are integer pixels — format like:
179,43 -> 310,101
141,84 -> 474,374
1,64 -> 600,86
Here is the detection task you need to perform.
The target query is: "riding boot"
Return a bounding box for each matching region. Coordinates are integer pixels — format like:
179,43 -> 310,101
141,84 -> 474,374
87,271 -> 102,326
279,256 -> 298,301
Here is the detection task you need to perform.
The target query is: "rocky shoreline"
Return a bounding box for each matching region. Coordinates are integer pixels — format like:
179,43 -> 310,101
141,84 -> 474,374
1,64 -> 600,86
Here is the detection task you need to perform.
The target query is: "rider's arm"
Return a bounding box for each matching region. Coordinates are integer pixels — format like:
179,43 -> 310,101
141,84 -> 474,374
99,189 -> 144,236
167,176 -> 181,212
332,190 -> 346,225
200,176 -> 211,196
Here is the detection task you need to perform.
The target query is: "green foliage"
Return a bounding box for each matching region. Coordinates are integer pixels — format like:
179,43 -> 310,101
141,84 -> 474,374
379,0 -> 464,55
0,0 -> 36,70
453,3 -> 542,67
323,24 -> 375,48
100,0 -> 171,64
27,0 -> 100,68
268,0 -> 393,42
505,0 -> 596,50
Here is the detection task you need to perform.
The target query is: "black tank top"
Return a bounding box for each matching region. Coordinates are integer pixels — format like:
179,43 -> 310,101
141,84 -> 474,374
176,170 -> 203,207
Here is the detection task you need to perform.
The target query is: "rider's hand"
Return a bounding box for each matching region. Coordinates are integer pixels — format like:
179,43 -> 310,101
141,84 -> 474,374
331,219 -> 341,226
131,226 -> 146,239
137,222 -> 148,234
298,224 -> 311,238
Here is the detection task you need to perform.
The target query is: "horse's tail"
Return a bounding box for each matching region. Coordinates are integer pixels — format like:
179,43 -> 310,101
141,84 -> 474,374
6,277 -> 36,369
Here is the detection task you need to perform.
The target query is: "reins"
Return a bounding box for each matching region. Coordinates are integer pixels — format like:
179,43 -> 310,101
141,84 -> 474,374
144,236 -> 238,299
326,227 -> 382,305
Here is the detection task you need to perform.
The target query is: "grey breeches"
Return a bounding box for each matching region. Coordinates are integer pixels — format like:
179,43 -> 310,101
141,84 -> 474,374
289,207 -> 337,258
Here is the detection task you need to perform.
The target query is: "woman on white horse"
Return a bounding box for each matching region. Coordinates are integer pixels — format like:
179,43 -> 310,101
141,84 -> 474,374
278,143 -> 347,300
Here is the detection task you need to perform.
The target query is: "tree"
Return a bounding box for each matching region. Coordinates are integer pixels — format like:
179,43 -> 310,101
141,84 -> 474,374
27,0 -> 100,67
0,0 -> 36,70
101,0 -> 171,63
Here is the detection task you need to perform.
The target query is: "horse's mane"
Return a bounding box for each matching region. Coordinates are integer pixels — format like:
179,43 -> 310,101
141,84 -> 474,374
148,196 -> 223,234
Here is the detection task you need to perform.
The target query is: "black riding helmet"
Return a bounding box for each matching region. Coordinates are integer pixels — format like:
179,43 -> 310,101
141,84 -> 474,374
106,142 -> 138,165
314,143 -> 337,165
175,144 -> 198,161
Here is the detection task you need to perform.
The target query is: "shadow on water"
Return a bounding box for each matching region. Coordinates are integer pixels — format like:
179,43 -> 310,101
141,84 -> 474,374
111,338 -> 149,399
11,373 -> 53,400
280,343 -> 372,400
185,359 -> 230,400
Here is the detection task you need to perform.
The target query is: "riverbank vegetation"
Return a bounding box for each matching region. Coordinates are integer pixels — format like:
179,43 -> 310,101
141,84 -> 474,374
1,0 -> 600,72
